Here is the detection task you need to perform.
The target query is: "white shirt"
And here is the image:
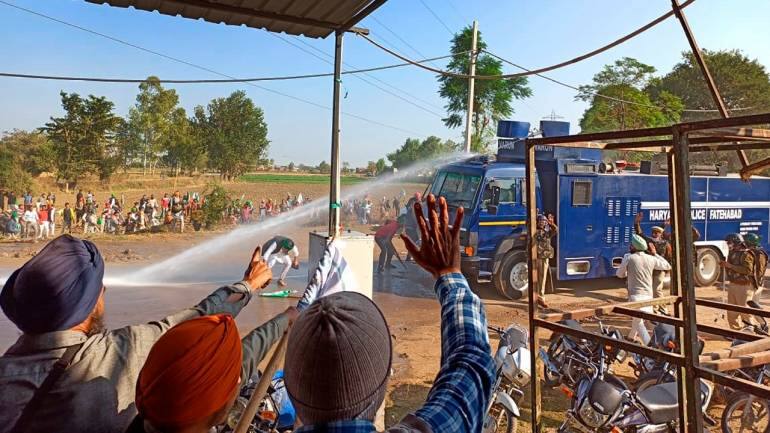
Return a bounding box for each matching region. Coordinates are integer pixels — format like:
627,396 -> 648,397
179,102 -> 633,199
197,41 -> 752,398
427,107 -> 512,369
23,210 -> 38,223
616,251 -> 671,298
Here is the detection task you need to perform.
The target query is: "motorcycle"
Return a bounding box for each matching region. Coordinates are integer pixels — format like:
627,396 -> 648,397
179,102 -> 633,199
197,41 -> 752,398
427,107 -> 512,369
559,343 -> 714,433
482,323 -> 531,433
720,363 -> 770,433
541,319 -> 627,389
223,370 -> 296,433
717,299 -> 769,403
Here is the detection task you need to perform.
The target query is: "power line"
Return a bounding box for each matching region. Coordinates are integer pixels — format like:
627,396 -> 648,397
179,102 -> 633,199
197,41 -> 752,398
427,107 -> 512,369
0,55 -> 455,83
417,0 -> 455,36
0,0 -> 432,137
483,49 -> 753,114
273,33 -> 446,116
355,0 -> 698,80
370,16 -> 429,60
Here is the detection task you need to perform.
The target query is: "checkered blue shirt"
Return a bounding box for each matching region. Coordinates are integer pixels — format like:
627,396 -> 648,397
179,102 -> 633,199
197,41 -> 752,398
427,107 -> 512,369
295,273 -> 495,433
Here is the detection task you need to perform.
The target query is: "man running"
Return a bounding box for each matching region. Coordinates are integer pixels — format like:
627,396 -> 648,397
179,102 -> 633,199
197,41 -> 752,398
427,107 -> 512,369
262,236 -> 300,287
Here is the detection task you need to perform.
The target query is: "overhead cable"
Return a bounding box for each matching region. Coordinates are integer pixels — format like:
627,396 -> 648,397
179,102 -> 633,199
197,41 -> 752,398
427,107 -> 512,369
356,0 -> 696,80
0,54 -> 454,84
0,0 -> 432,137
483,49 -> 753,114
417,0 -> 455,36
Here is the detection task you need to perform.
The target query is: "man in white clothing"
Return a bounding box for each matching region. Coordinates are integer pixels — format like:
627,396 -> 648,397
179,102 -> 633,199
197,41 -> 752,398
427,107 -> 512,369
262,236 -> 300,287
22,206 -> 38,241
616,233 -> 671,344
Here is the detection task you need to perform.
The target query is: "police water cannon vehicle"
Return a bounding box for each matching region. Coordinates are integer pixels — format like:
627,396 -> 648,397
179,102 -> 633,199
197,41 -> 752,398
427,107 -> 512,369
425,120 -> 770,299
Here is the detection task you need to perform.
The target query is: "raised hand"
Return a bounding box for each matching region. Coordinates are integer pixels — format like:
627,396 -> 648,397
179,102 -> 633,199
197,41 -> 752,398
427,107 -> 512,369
401,194 -> 464,279
243,246 -> 272,290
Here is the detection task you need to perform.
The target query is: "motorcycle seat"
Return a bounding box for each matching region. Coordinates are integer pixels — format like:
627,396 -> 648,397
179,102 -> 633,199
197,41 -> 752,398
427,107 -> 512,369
637,382 -> 679,425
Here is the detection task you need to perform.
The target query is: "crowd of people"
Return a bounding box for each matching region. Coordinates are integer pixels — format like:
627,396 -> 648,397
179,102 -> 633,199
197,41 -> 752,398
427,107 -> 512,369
0,195 -> 494,433
0,189 -> 313,241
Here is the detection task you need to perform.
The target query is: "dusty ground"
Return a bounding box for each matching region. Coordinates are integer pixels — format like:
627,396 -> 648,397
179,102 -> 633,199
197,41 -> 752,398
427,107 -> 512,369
1,177 -> 765,431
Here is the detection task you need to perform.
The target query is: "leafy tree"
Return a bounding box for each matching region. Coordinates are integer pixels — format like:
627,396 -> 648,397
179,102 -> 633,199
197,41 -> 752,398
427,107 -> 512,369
366,161 -> 378,175
43,92 -> 121,187
0,129 -> 55,176
648,49 -> 770,122
163,107 -> 206,175
288,162 -> 296,171
317,160 -> 331,174
127,77 -> 181,174
647,49 -> 770,169
342,161 -> 350,173
195,91 -> 269,180
387,136 -> 460,168
577,58 -> 683,162
375,158 -> 387,174
202,182 -> 230,228
438,25 -> 532,152
0,132 -> 36,193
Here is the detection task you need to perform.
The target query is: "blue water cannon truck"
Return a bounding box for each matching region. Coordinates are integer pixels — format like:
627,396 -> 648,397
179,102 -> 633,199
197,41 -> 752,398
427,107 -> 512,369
425,120 -> 770,299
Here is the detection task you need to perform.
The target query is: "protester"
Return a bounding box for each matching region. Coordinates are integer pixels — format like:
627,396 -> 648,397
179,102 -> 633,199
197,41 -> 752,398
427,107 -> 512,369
61,202 -> 76,234
534,213 -> 557,307
616,234 -> 671,344
375,217 -> 402,273
743,233 -> 768,303
126,303 -> 298,433
0,236 -> 274,433
285,194 -> 494,433
37,205 -> 50,240
22,205 -> 38,241
721,233 -> 758,329
262,235 -> 300,287
635,212 -> 673,313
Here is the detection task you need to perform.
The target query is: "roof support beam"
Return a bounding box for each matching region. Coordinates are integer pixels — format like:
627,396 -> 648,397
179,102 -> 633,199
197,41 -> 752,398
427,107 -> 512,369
339,0 -> 388,32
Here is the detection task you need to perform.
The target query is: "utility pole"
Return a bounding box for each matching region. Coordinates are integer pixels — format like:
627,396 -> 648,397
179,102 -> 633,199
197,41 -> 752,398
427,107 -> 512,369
464,20 -> 478,153
328,31 -> 343,238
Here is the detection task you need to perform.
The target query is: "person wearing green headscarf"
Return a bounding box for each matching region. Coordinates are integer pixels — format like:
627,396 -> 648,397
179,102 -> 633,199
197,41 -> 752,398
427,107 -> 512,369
616,234 -> 671,344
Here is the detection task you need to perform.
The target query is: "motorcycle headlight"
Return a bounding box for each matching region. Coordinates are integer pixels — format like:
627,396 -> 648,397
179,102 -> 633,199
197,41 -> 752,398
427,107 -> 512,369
577,397 -> 610,428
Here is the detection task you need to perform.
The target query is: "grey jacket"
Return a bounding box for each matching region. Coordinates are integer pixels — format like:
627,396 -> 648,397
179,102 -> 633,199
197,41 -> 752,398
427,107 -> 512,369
0,282 -> 288,433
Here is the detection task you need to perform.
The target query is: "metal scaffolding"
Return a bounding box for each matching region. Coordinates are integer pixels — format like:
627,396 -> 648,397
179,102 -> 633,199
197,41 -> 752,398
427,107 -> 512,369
525,112 -> 770,432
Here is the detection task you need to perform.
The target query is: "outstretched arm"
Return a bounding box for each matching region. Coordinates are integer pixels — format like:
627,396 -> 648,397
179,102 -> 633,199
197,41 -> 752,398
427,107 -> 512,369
399,195 -> 495,433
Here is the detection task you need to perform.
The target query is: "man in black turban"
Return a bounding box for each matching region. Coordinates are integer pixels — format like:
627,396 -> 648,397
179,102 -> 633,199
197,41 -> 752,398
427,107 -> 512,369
0,235 -> 275,433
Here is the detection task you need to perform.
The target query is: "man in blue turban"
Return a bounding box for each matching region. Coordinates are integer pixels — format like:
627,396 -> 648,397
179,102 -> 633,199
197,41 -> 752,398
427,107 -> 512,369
0,235 -> 275,433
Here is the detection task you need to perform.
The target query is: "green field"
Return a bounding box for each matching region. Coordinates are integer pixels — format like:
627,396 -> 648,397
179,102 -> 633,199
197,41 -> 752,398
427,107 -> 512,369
239,173 -> 369,185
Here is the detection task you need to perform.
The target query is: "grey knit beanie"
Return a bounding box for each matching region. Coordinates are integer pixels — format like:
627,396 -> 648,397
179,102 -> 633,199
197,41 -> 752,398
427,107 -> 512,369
285,292 -> 392,424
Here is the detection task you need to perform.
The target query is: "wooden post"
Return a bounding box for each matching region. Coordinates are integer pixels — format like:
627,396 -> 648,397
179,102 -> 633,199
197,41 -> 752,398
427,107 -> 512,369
670,128 -> 703,432
525,140 -> 541,432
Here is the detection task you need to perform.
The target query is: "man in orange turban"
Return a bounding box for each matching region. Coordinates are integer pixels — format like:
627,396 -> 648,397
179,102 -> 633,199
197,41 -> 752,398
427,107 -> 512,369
127,307 -> 297,433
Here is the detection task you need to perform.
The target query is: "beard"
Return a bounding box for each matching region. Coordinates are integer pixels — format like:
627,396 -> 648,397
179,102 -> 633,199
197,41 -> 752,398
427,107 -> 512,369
86,310 -> 107,336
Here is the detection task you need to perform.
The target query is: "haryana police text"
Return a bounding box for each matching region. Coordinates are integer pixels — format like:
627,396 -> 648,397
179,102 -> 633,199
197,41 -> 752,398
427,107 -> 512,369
648,208 -> 743,221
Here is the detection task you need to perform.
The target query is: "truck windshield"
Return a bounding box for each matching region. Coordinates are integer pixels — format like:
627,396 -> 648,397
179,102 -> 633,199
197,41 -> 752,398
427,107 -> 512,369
430,171 -> 482,208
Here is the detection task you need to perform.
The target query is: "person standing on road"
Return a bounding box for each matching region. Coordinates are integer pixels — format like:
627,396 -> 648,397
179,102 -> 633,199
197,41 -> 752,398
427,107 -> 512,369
721,233 -> 757,329
534,213 -> 557,308
22,205 -> 38,241
0,236 -> 274,433
375,218 -> 402,273
616,234 -> 671,344
635,212 -> 673,313
744,233 -> 768,303
262,235 -> 300,287
61,202 -> 76,234
284,194 -> 494,433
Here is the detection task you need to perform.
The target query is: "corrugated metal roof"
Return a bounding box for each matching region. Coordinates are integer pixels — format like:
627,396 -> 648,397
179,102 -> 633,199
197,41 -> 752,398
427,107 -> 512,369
85,0 -> 385,39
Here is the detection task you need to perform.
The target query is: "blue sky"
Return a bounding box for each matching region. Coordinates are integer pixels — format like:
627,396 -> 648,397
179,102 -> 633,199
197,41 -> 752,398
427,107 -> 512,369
1,0 -> 769,166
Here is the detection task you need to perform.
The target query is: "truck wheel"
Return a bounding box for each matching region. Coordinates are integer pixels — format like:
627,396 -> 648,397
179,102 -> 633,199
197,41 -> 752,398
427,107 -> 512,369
695,248 -> 721,287
494,251 -> 528,300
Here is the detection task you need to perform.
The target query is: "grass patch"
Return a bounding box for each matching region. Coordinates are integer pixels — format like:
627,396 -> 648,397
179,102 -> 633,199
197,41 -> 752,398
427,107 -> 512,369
239,173 -> 368,185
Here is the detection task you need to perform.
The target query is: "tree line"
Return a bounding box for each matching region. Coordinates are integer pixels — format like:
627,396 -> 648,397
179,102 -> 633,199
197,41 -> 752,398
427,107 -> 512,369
0,76 -> 269,192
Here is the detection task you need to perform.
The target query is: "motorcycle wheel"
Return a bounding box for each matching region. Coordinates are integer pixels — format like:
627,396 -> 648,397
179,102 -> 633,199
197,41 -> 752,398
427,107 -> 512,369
634,369 -> 675,392
543,339 -> 564,387
483,404 -> 517,433
721,392 -> 770,433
